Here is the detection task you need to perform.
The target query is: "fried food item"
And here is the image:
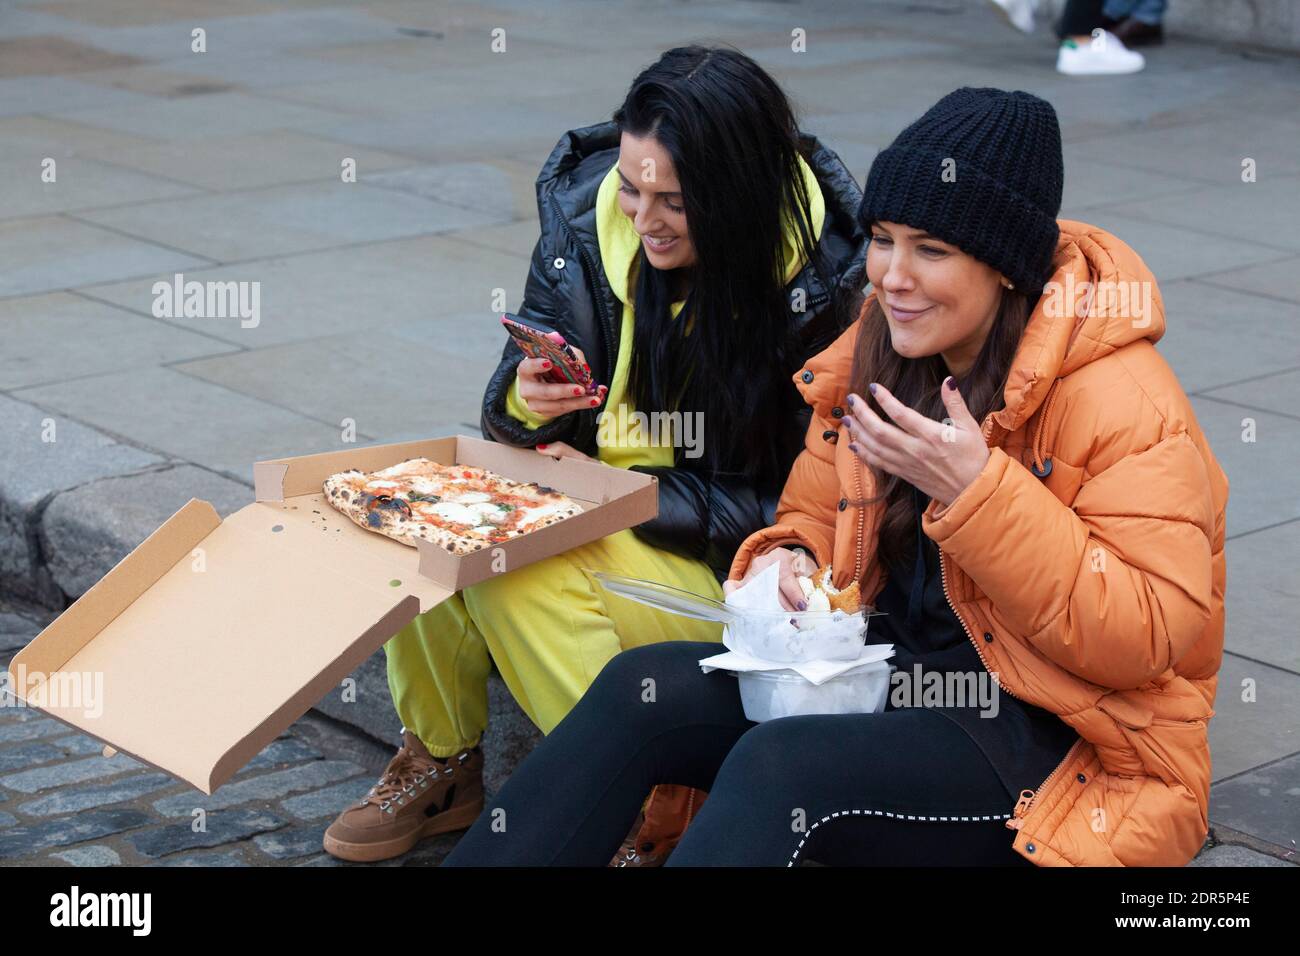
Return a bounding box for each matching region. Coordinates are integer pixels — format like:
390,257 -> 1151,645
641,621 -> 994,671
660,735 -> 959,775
794,564 -> 862,613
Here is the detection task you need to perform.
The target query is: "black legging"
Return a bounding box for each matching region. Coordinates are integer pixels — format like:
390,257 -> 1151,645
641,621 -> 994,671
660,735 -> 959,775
442,641 -> 1033,867
1058,0 -> 1107,38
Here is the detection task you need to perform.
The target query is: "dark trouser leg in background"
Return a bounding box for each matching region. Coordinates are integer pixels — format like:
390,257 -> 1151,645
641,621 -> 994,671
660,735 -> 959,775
665,708 -> 1031,867
1057,0 -> 1107,38
441,641 -> 753,866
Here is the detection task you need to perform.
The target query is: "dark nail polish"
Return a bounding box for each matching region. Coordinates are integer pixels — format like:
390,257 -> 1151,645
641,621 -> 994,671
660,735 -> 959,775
947,377 -> 958,390
847,394 -> 855,407
868,383 -> 878,395
796,600 -> 807,611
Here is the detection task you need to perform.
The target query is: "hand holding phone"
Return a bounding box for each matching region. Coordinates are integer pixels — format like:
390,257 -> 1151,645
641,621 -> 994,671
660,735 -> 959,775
502,314 -> 608,418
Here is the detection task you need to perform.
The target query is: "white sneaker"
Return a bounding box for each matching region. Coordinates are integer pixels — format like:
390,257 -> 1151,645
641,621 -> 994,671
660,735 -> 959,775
987,0 -> 1036,34
1056,31 -> 1145,75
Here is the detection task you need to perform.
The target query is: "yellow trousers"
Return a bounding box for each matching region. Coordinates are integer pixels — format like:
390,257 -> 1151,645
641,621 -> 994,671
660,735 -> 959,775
384,528 -> 725,757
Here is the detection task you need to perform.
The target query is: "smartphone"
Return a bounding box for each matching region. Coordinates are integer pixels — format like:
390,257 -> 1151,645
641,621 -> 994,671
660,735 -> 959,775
500,314 -> 602,395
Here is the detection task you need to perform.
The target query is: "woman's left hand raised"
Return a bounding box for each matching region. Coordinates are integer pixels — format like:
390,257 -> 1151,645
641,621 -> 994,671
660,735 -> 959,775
842,377 -> 990,509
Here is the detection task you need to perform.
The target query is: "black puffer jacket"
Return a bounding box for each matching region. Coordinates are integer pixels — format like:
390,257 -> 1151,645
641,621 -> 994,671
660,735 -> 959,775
480,121 -> 867,580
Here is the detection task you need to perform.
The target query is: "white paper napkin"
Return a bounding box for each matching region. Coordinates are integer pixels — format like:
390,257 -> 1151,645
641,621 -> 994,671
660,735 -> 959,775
698,644 -> 895,685
704,559 -> 894,684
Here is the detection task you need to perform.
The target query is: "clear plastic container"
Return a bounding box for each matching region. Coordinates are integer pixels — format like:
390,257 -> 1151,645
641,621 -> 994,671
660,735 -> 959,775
736,660 -> 893,722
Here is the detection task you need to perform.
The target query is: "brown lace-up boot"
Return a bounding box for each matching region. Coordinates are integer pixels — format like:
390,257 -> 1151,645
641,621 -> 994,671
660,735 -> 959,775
609,784 -> 705,867
323,728 -> 484,862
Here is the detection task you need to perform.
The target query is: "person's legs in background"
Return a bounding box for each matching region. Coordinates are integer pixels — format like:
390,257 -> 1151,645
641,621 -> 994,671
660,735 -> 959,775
442,640 -> 754,866
1056,0 -> 1107,37
1102,0 -> 1166,45
665,708 -> 1032,867
1127,0 -> 1168,25
1055,0 -> 1146,74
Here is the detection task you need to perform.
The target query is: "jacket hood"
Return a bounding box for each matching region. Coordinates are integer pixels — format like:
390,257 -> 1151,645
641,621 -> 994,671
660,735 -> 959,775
988,219 -> 1165,437
594,152 -> 827,305
795,220 -> 1166,456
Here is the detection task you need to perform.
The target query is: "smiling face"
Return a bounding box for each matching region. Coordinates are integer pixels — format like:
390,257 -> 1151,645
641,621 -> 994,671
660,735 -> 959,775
616,131 -> 697,271
866,221 -> 1006,378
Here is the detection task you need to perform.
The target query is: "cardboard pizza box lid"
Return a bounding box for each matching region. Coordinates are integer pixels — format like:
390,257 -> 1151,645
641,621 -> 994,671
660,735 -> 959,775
6,435 -> 657,794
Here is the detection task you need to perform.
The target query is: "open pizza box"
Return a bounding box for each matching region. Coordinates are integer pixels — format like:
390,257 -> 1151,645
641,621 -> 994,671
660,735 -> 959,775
5,435 -> 657,795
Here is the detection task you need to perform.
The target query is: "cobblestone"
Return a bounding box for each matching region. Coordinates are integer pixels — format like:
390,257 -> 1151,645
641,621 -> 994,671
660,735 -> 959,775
128,808 -> 286,859
151,760 -> 366,817
51,845 -> 122,867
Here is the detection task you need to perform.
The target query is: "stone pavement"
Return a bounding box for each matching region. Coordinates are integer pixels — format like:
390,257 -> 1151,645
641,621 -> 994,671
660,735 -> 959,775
0,0 -> 1296,865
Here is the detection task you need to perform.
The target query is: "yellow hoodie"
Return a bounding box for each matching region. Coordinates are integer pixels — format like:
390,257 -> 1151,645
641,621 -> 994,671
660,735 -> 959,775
506,154 -> 826,470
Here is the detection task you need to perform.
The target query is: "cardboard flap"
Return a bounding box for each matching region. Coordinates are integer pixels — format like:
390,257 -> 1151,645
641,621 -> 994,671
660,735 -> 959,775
11,498 -> 220,679
10,498 -> 450,794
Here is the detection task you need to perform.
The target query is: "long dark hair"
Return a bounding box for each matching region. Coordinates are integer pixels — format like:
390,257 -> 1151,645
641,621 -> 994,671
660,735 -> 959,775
614,45 -> 830,489
848,287 -> 1033,582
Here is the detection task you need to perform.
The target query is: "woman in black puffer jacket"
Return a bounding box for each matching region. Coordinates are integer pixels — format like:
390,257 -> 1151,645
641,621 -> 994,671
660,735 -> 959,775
323,45 -> 866,865
481,121 -> 866,577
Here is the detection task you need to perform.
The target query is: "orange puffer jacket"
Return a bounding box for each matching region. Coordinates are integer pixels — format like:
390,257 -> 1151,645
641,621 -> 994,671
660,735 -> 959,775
730,221 -> 1230,867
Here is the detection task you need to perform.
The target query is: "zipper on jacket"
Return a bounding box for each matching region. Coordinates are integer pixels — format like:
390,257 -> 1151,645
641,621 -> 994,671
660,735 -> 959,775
547,193 -> 616,373
1031,380 -> 1062,475
851,455 -> 866,583
937,547 -> 1083,835
1006,738 -> 1085,831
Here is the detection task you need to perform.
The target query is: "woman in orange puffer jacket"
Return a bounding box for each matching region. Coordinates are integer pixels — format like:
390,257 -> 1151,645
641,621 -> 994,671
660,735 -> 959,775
443,88 -> 1229,867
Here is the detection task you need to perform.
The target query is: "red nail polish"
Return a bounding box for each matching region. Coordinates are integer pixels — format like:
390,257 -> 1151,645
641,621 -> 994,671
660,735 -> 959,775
590,398 -> 599,407
542,360 -> 551,369
538,444 -> 548,449
573,387 -> 582,396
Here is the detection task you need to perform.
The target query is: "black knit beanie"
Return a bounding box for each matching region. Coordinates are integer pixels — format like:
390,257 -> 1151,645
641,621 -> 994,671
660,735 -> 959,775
860,87 -> 1063,293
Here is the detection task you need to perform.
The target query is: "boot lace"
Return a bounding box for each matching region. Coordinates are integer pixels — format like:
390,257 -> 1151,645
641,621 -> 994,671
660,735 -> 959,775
360,746 -> 451,813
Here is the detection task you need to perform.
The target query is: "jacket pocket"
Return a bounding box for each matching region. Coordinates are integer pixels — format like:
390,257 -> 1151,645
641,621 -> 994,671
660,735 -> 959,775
1096,691 -> 1153,730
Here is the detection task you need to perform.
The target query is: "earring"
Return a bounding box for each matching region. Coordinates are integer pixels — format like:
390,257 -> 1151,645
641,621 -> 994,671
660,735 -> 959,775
1002,278 -> 1015,290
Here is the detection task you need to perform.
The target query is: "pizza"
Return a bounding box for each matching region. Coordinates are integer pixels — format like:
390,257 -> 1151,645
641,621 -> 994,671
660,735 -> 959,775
323,457 -> 584,554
